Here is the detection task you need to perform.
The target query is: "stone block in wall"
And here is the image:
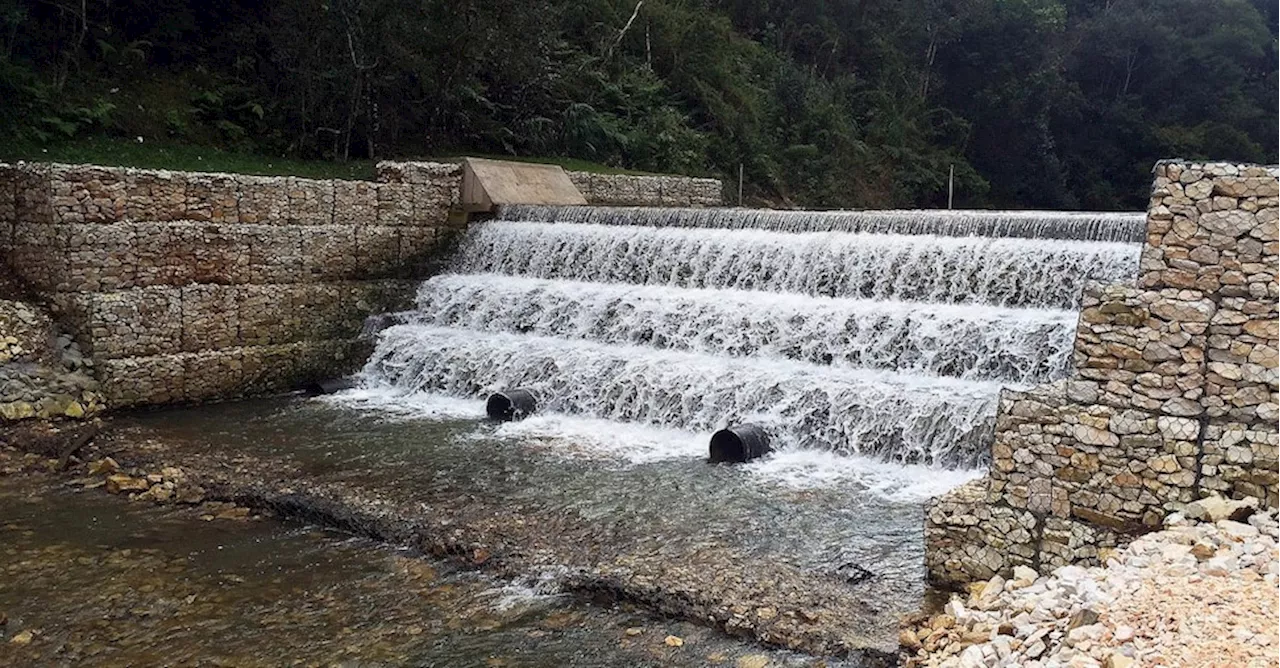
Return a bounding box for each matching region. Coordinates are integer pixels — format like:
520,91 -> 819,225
237,284 -> 296,346
169,223 -> 251,285
98,355 -> 185,407
48,165 -> 128,224
290,283 -> 345,340
295,339 -> 369,386
1073,283 -> 1212,416
126,169 -> 188,222
1204,296 -> 1278,422
650,176 -> 678,206
354,226 -> 402,278
1142,164 -> 1278,293
286,177 -> 336,225
240,343 -> 305,395
1200,421 -> 1279,506
185,173 -> 240,223
237,175 -> 289,225
925,479 -> 1038,585
410,184 -> 453,226
991,385 -> 1198,529
182,350 -> 244,402
246,226 -> 303,284
375,183 -> 415,226
634,177 -> 663,207
333,180 -> 378,224
299,226 -> 358,281
128,223 -> 184,287
9,224 -> 67,292
0,164 -> 15,252
64,223 -> 136,291
597,174 -> 640,205
74,287 -> 183,359
398,227 -> 443,276
181,285 -> 241,352
1038,516 -> 1123,571
689,178 -> 725,207
14,163 -> 52,225
566,172 -> 593,200
376,161 -> 462,186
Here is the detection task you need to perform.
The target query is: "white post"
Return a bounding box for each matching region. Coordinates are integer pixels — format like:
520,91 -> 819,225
947,163 -> 954,210
738,163 -> 744,207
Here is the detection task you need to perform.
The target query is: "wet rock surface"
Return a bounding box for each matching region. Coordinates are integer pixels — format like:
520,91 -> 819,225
0,402 -> 913,665
0,453 -> 837,667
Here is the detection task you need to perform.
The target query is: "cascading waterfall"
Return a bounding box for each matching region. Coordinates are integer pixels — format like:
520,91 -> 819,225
404,274 -> 1076,384
500,205 -> 1148,243
454,222 -> 1138,309
358,204 -> 1142,469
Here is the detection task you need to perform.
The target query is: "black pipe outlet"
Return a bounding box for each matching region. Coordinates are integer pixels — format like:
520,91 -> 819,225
306,377 -> 358,396
486,388 -> 538,421
709,424 -> 772,463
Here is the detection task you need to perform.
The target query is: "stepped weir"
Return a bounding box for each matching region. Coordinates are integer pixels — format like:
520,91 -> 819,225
360,206 -> 1142,470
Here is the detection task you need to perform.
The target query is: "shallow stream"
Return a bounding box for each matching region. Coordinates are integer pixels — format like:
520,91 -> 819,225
0,467 -> 832,667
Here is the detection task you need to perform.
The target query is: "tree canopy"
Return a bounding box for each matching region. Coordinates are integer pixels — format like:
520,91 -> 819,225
1,0 -> 1275,209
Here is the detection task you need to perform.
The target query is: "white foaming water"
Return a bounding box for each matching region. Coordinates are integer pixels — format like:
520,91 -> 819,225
744,450 -> 986,502
366,326 -> 1006,466
486,567 -> 571,612
409,273 -> 1076,383
492,414 -> 707,465
351,205 -> 1143,490
454,221 -> 1139,309
321,387 -> 486,421
325,385 -> 979,500
500,205 -> 1148,243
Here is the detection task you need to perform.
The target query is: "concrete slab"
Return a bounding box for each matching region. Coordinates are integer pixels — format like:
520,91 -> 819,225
461,157 -> 587,213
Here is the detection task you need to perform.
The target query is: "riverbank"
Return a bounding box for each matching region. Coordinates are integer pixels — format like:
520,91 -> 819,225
902,504 -> 1279,667
0,407 -> 908,665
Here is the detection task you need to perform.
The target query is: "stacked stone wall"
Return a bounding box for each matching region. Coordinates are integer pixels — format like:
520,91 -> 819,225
0,162 -> 464,409
378,160 -> 722,207
565,171 -> 722,207
927,161 -> 1279,585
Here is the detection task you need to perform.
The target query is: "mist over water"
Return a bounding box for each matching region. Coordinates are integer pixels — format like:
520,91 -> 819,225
355,204 -> 1141,481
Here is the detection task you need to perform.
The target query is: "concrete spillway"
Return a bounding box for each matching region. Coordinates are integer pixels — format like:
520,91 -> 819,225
358,205 -> 1143,469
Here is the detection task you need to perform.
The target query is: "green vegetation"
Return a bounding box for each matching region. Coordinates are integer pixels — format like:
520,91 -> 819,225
0,138 -> 648,180
1,0 -> 1275,208
1,138 -> 378,180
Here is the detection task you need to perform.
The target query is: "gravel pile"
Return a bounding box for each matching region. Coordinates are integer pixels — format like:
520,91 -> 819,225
903,498 -> 1279,668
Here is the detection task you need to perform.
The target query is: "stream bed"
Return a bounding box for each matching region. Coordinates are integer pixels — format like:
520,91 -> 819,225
0,467 -> 827,667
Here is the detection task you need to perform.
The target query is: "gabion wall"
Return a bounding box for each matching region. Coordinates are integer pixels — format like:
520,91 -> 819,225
1,159 -> 721,412
0,162 -> 465,408
927,161 -> 1279,585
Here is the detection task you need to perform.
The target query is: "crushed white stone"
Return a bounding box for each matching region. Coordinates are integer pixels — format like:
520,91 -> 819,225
904,507 -> 1279,668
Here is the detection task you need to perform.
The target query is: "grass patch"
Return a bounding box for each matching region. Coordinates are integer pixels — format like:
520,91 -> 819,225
0,138 -> 378,180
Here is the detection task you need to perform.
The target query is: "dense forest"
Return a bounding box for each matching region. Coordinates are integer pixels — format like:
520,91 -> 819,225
1,0 -> 1276,209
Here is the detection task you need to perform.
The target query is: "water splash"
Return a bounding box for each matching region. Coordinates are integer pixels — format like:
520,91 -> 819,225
366,326 -> 1006,467
744,450 -> 986,501
355,206 -> 1143,479
408,273 -> 1076,384
499,205 -> 1147,243
454,222 -> 1138,309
